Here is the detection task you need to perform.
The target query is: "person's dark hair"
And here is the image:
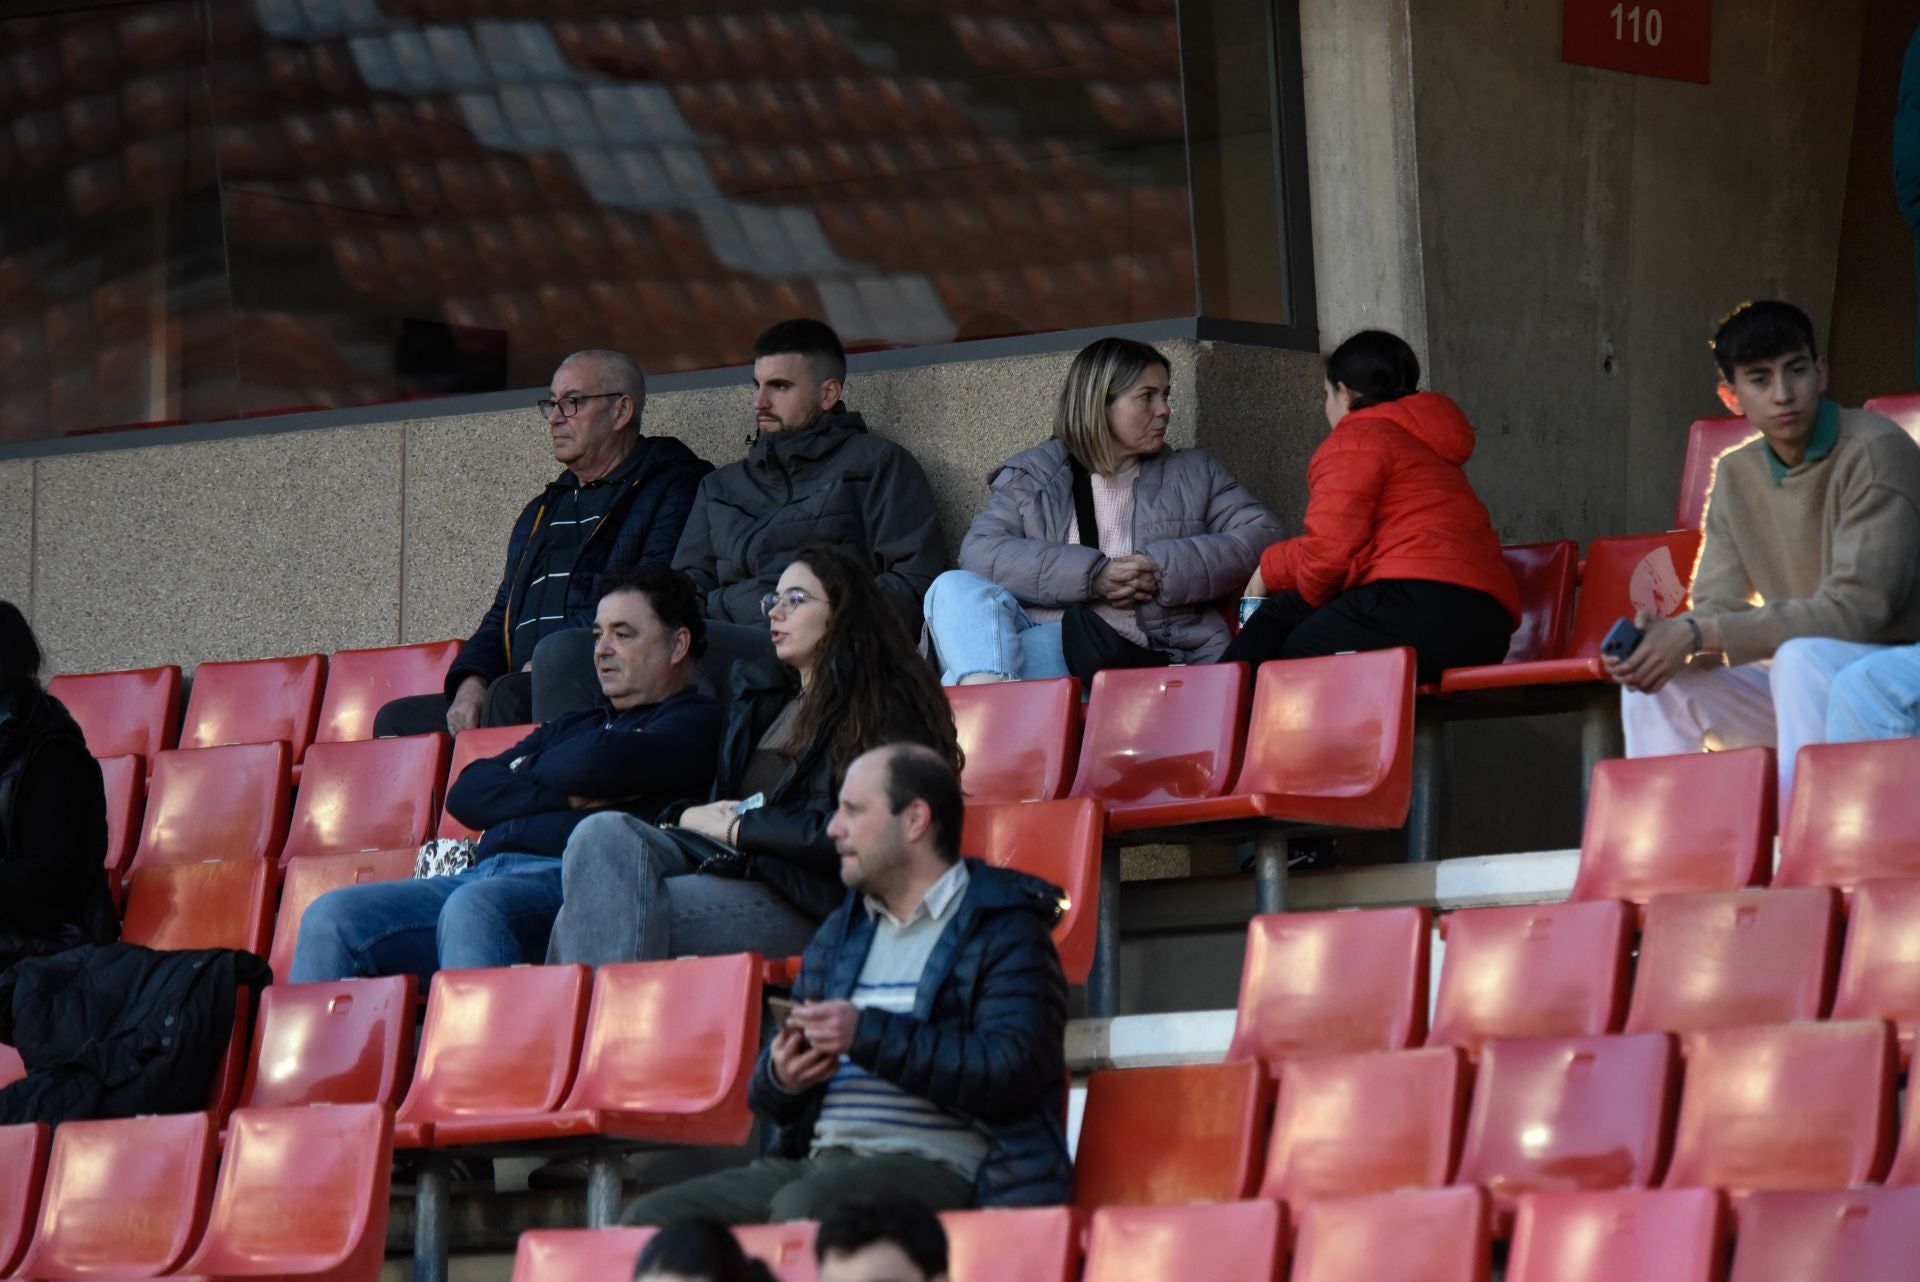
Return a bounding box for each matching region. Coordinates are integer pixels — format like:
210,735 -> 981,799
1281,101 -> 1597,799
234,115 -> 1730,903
1711,301 -> 1820,380
1324,329 -> 1421,411
596,564 -> 707,660
752,318 -> 848,387
632,1218 -> 775,1282
877,743 -> 965,864
814,1199 -> 950,1279
0,601 -> 42,695
783,544 -> 963,783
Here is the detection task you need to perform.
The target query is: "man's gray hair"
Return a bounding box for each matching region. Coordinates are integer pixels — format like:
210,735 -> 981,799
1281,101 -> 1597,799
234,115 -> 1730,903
560,349 -> 647,420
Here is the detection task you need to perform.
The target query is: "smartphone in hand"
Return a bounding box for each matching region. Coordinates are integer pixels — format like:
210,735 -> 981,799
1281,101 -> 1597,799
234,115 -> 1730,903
1601,617 -> 1644,662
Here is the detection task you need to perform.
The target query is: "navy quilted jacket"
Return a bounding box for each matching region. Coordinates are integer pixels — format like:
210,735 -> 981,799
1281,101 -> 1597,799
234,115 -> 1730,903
748,860 -> 1073,1207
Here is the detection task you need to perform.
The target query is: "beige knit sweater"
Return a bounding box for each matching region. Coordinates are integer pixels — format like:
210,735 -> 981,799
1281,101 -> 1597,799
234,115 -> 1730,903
1690,407 -> 1920,666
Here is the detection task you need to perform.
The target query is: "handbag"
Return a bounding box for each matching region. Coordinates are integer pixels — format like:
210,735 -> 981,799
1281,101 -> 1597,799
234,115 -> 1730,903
1060,458 -> 1172,687
660,824 -> 752,878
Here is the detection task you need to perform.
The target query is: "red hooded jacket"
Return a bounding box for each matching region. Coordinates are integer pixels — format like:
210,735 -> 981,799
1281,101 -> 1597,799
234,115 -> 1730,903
1260,391 -> 1520,619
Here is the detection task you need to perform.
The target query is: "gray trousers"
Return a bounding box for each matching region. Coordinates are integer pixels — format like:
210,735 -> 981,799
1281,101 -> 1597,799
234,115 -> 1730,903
623,1150 -> 975,1226
546,812 -> 821,965
371,628 -> 604,736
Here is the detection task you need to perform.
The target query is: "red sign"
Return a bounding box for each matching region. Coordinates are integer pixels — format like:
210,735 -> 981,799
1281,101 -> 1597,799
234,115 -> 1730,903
1562,0 -> 1711,85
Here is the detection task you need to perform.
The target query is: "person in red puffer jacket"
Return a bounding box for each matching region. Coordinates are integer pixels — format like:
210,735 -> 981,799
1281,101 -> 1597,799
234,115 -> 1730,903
1223,330 -> 1520,681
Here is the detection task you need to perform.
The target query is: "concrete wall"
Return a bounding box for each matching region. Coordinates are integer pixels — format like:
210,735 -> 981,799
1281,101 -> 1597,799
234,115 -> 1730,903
1408,0 -> 1866,544
6,340 -> 1321,677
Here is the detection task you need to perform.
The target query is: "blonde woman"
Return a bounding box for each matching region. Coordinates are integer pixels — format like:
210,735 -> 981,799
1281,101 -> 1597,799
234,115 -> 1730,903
924,338 -> 1281,684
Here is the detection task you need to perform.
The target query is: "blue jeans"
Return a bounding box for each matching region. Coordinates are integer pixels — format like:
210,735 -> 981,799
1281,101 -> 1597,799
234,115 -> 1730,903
1827,643 -> 1920,741
922,570 -> 1071,686
288,852 -> 564,985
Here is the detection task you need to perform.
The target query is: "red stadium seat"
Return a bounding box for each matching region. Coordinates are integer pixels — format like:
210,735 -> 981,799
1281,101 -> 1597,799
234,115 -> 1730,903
733,1221 -> 819,1282
1227,907 -> 1431,1064
1074,1060 -> 1269,1211
314,639 -> 462,744
511,1229 -> 652,1282
1492,540 -> 1578,665
46,663 -> 181,767
281,734 -> 450,862
176,1102 -> 393,1282
180,652 -> 326,762
425,953 -> 759,1148
1674,416 -> 1759,531
1662,1020 -> 1895,1198
238,975 -> 417,1110
1832,878 -> 1920,1063
1429,900 -> 1632,1056
1439,532 -> 1701,694
949,676 -> 1080,803
1569,748 -> 1775,905
16,1110 -> 217,1280
1730,1188 -> 1920,1282
1290,1187 -> 1490,1282
1623,888 -> 1839,1034
1082,1201 -> 1283,1282
98,751 -> 145,880
1069,663 -> 1248,817
0,1043 -> 23,1086
1454,1032 -> 1677,1217
268,849 -> 417,985
438,724 -> 537,840
1507,1189 -> 1725,1282
1862,392 -> 1920,445
940,1206 -> 1079,1282
960,798 -> 1101,984
129,741 -> 291,873
1259,1047 -> 1465,1202
0,1124 -> 48,1278
121,855 -> 277,955
1776,739 -> 1920,891
393,964 -> 592,1148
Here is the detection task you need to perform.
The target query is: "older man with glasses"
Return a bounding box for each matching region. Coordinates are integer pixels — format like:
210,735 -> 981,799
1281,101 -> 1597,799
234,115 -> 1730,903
374,349 -> 712,736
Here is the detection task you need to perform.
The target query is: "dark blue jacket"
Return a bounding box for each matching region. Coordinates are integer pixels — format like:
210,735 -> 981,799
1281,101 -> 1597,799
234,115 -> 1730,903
748,860 -> 1073,1208
446,686 -> 720,859
447,434 -> 712,695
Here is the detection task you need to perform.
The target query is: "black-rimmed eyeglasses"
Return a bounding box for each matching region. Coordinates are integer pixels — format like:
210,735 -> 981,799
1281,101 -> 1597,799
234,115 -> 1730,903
537,392 -> 623,419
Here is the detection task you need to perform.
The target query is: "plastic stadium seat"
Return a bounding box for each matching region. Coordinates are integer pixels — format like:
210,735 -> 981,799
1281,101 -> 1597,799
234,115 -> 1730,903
16,1110 -> 217,1279
238,975 -> 417,1110
314,639 -> 462,744
1074,1060 -> 1269,1211
176,1102 -> 393,1282
121,856 -> 276,955
1507,1189 -> 1725,1282
280,734 -> 450,862
512,1229 -> 652,1282
393,964 -> 592,1148
1675,416 -> 1759,531
1874,1041 -> 1920,1184
1862,393 -> 1920,445
1663,1020 -> 1895,1197
732,1221 -> 819,1282
1439,532 -> 1701,693
1568,748 -> 1775,905
268,849 -> 417,985
1259,1047 -> 1465,1202
949,677 -> 1080,803
1227,907 -> 1431,1064
959,798 -> 1101,984
1429,900 -> 1633,1056
1492,540 -> 1578,665
1623,888 -> 1839,1034
0,1124 -> 47,1278
1729,1188 -> 1920,1282
424,953 -> 760,1149
98,752 -> 145,879
180,652 -> 326,762
1082,1201 -> 1283,1282
1290,1187 -> 1490,1282
940,1206 -> 1078,1282
438,724 -> 537,840
1834,878 -> 1920,1063
1454,1032 -> 1677,1215
0,1044 -> 22,1087
1776,740 -> 1920,891
46,663 -> 181,766
1069,663 -> 1248,817
129,741 -> 291,873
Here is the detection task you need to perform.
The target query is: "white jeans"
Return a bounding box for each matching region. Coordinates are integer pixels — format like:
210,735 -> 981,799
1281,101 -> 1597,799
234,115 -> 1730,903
1621,637 -> 1892,806
1827,643 -> 1920,741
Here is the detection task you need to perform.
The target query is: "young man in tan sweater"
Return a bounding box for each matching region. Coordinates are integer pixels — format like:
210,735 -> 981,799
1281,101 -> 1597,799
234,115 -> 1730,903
1605,301 -> 1920,805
